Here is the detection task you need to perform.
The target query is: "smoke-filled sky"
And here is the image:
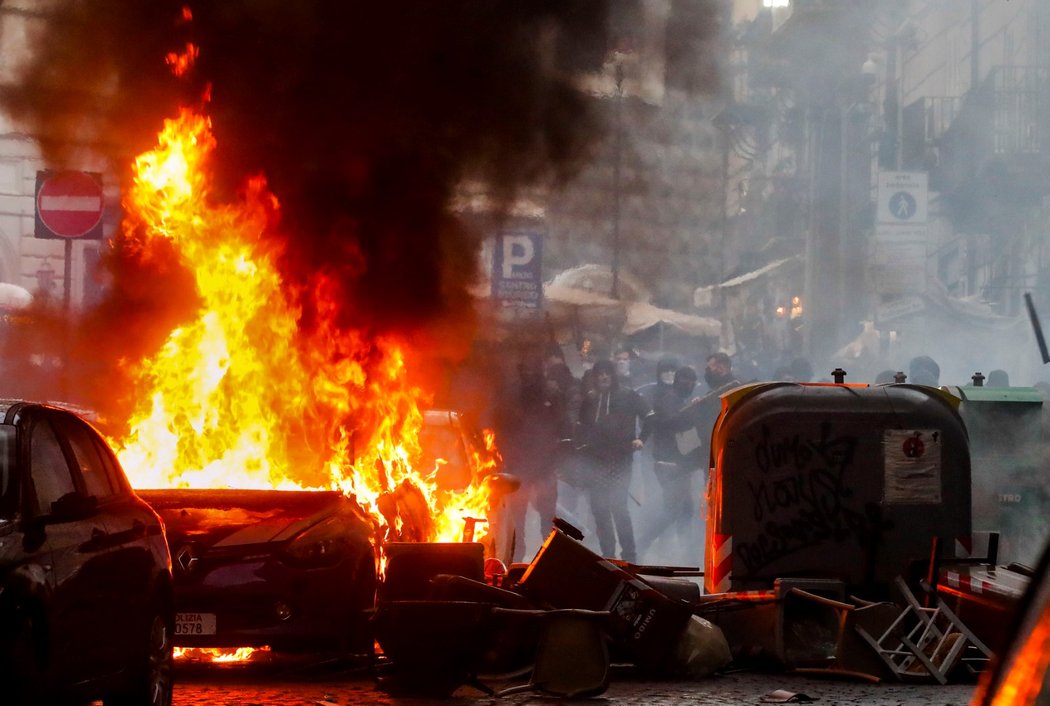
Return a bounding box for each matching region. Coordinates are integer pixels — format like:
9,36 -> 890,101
2,1 -> 628,334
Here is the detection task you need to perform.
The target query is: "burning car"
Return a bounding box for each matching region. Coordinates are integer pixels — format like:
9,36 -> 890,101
137,488 -> 377,655
0,401 -> 174,706
134,408 -> 510,657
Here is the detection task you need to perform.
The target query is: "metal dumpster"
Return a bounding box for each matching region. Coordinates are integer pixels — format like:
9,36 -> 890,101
941,383 -> 1047,566
704,381 -> 971,597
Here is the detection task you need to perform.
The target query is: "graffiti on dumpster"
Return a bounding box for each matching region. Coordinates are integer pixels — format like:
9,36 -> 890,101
737,422 -> 886,573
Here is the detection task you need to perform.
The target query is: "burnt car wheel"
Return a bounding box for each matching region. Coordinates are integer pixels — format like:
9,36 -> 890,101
105,608 -> 174,706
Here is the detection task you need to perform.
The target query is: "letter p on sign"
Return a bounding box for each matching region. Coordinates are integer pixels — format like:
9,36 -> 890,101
502,235 -> 535,278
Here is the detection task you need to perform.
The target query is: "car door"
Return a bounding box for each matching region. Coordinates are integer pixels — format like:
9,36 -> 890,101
52,411 -> 156,670
23,411 -> 112,684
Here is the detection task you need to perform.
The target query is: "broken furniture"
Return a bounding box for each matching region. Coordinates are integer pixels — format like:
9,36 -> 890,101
517,527 -> 707,673
925,532 -> 1030,654
371,600 -> 613,698
492,608 -> 611,698
852,577 -> 993,684
696,578 -> 849,670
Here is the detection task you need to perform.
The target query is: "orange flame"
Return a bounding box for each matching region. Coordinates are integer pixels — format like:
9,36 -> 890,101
165,42 -> 199,78
112,106 -> 494,545
984,598 -> 1050,706
174,647 -> 269,663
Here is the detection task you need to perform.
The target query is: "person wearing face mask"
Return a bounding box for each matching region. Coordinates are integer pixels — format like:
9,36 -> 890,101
614,346 -> 638,387
634,356 -> 679,408
702,351 -> 738,393
637,365 -> 704,560
676,352 -> 741,473
574,359 -> 651,563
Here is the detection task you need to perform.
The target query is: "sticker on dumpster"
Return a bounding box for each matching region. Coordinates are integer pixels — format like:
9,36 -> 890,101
883,429 -> 941,504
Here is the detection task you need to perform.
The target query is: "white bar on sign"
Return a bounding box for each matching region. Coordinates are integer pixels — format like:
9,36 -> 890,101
40,195 -> 101,212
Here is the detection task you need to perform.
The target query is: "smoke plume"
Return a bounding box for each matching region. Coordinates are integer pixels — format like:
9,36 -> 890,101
0,0 -> 642,408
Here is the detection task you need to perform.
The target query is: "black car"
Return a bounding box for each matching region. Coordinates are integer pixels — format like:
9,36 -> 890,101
137,488 -> 377,655
0,400 -> 175,706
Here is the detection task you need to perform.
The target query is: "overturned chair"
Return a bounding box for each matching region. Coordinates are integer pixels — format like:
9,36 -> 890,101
371,592 -> 613,697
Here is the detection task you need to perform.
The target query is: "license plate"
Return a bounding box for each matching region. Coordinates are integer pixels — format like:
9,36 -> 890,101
176,612 -> 217,636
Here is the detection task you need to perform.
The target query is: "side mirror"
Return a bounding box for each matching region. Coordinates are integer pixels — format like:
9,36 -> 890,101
49,491 -> 98,521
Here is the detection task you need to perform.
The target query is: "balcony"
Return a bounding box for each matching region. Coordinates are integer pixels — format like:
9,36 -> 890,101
938,66 -> 1050,230
900,96 -> 962,180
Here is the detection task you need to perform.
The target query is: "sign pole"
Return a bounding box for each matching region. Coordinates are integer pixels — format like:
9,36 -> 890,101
63,239 -> 72,311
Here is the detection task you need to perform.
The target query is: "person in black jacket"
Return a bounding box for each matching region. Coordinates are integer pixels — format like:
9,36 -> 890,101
498,359 -> 566,562
637,366 -> 703,558
575,359 -> 651,563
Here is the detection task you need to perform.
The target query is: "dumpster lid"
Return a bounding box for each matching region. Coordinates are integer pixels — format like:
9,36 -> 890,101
944,386 -> 1043,405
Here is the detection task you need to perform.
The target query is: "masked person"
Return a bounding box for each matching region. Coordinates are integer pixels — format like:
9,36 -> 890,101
614,346 -> 637,387
637,366 -> 704,560
574,359 -> 650,563
677,352 -> 741,474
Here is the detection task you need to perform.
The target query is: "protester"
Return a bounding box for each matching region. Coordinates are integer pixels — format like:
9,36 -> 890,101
637,365 -> 703,559
547,361 -> 588,524
614,345 -> 638,388
676,352 -> 742,469
636,355 -> 679,407
987,369 -> 1010,387
575,359 -> 650,563
874,369 -> 896,384
497,357 -> 565,562
909,355 -> 941,387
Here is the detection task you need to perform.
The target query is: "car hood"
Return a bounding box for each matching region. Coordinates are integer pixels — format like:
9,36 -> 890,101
136,488 -> 370,549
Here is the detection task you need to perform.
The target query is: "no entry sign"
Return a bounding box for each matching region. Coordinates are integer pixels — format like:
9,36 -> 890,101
35,170 -> 104,239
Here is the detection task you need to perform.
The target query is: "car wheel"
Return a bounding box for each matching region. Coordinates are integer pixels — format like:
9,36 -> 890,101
105,607 -> 173,706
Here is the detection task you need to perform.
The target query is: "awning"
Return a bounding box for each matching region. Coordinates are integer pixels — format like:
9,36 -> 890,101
694,256 -> 802,307
547,264 -> 651,304
0,283 -> 32,310
622,301 -> 721,338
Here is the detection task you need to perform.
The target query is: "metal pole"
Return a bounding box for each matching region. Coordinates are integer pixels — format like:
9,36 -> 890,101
720,127 -> 729,289
839,102 -> 849,336
611,61 -> 624,300
63,239 -> 72,311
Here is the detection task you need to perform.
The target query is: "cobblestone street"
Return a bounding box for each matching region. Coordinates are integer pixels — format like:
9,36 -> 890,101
167,662 -> 977,706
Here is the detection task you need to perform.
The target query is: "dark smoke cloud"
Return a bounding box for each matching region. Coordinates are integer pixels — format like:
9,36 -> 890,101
2,0 -> 619,338
2,1 -> 725,423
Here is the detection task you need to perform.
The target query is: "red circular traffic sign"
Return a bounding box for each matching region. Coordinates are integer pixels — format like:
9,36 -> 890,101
36,171 -> 104,238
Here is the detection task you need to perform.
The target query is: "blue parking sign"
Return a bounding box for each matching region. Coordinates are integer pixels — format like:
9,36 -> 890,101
491,230 -> 543,309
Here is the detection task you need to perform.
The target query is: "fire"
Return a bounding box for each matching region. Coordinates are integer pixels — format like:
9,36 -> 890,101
174,647 -> 270,664
111,104 -> 495,544
984,598 -> 1050,706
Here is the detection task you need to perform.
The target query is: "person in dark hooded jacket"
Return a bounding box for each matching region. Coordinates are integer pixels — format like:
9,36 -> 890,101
498,359 -> 565,562
575,359 -> 650,562
638,366 -> 703,557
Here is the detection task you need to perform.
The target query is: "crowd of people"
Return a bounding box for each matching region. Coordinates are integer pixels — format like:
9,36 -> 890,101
490,343 -> 751,566
476,342 -> 1030,567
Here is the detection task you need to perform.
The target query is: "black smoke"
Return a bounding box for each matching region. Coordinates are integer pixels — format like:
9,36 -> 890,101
1,1 -> 724,421
2,1 -> 621,334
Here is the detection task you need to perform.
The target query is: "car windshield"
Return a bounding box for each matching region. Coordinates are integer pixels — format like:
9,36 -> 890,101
0,425 -> 15,520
